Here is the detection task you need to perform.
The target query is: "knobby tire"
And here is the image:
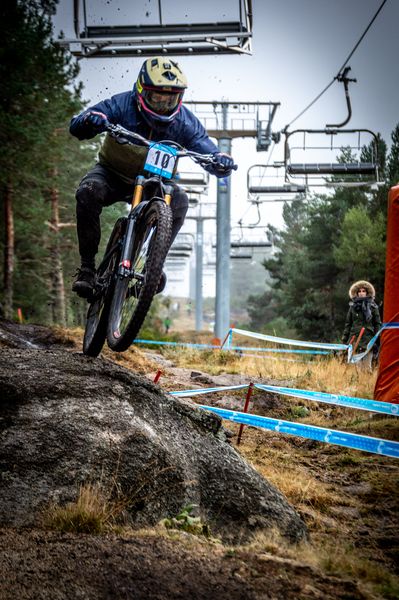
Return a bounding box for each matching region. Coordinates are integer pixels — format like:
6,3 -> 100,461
107,200 -> 172,352
83,217 -> 126,357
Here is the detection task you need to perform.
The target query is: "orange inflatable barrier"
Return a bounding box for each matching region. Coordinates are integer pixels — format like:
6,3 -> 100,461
374,184 -> 399,403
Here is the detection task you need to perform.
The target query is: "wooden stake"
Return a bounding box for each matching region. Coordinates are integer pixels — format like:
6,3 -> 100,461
237,382 -> 254,446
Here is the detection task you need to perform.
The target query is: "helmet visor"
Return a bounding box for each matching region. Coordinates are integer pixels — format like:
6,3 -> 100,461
144,89 -> 182,114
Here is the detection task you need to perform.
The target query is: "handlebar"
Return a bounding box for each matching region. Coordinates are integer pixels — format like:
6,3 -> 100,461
104,122 -> 238,171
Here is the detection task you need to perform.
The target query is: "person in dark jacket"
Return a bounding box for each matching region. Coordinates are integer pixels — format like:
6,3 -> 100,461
341,280 -> 382,357
70,57 -> 235,297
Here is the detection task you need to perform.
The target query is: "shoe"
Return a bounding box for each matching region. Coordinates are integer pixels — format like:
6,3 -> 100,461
72,267 -> 96,298
156,271 -> 167,294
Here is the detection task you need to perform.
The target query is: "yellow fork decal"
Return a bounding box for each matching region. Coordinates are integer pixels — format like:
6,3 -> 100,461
132,184 -> 143,209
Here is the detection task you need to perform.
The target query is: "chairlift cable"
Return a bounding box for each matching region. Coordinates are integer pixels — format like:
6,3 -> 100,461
282,0 -> 388,131
247,202 -> 262,228
237,202 -> 256,227
236,200 -> 263,230
257,141 -> 276,187
335,0 -> 388,77
282,79 -> 335,131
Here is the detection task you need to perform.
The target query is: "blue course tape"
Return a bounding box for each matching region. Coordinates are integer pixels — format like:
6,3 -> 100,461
199,405 -> 399,458
229,328 -> 349,351
254,384 -> 399,416
135,323 -> 398,358
350,322 -> 399,363
134,339 -> 220,349
134,339 -> 329,355
170,384 -> 249,397
228,345 -> 329,355
171,383 -> 399,416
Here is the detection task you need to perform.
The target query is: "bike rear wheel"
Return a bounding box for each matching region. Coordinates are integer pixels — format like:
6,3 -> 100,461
83,217 -> 126,357
107,200 -> 172,352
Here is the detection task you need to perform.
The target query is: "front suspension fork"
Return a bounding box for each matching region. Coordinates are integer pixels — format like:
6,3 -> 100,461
117,178 -> 173,278
117,177 -> 143,278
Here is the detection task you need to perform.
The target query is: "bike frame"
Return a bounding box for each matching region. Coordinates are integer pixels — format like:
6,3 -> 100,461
116,174 -> 174,281
83,121 -> 237,356
96,120 -> 236,293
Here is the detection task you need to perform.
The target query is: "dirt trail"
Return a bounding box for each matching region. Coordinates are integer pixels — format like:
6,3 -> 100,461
0,319 -> 398,599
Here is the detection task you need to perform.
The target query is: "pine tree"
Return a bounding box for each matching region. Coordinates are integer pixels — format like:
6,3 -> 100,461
387,124 -> 399,186
0,0 -> 97,323
250,133 -> 393,342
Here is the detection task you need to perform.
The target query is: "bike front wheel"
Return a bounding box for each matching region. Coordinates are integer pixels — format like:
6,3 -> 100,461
83,217 -> 126,357
107,200 -> 172,352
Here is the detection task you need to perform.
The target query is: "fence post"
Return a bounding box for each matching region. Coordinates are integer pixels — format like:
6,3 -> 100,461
220,328 -> 232,349
153,370 -> 162,384
237,382 -> 254,446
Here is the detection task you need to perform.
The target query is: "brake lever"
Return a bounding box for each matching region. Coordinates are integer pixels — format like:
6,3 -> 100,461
105,123 -> 124,141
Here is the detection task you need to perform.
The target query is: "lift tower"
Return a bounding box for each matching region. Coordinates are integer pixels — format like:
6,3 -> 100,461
185,101 -> 279,339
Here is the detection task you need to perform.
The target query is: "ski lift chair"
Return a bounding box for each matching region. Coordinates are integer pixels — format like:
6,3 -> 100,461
168,233 -> 194,261
284,128 -> 381,188
167,251 -> 191,259
230,255 -> 252,260
247,164 -> 307,202
176,171 -> 209,194
176,171 -> 209,208
231,241 -> 272,249
60,0 -> 253,57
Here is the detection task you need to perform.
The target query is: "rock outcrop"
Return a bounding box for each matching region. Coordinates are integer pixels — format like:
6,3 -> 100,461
0,347 -> 307,543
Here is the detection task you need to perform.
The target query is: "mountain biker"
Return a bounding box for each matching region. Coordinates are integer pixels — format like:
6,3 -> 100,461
69,57 -> 235,298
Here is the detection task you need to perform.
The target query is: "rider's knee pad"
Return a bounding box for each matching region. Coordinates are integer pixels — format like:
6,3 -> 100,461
76,180 -> 107,211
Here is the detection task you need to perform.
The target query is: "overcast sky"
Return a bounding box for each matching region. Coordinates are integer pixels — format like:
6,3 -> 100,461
53,0 -> 399,296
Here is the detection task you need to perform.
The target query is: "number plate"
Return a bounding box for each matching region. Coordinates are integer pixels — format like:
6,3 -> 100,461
144,143 -> 177,179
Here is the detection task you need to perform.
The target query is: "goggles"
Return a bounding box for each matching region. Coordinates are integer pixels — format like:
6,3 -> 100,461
142,88 -> 183,115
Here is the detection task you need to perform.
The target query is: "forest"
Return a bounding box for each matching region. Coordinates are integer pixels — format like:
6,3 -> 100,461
1,0 -> 398,342
247,130 -> 399,342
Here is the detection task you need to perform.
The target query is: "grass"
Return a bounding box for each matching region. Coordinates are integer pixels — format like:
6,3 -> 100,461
242,529 -> 399,600
46,325 -> 399,598
158,345 -> 378,399
54,324 -> 378,401
51,325 -> 161,375
43,482 -> 129,534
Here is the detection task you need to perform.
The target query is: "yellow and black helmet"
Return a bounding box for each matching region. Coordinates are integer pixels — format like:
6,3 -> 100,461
136,57 -> 188,125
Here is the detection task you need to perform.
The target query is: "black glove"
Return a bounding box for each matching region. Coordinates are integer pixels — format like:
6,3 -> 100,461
213,152 -> 235,176
84,110 -> 108,134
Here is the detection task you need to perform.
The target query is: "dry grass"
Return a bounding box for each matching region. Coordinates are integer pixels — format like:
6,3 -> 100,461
49,326 -> 399,598
238,431 -> 349,513
43,482 -> 129,534
158,344 -> 377,399
52,326 -> 160,375
161,346 -> 242,375
56,325 -> 377,400
242,528 -> 399,599
263,466 -> 344,510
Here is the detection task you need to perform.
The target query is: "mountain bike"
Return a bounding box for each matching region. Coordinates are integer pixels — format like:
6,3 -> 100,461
83,122 -> 236,357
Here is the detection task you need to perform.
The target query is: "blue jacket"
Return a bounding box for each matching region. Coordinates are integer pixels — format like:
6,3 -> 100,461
70,90 -> 223,180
